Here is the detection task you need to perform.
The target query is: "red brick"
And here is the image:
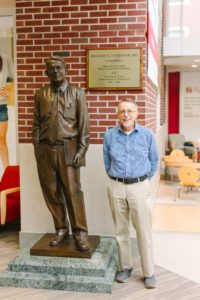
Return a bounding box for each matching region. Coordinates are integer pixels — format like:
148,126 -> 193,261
18,52 -> 34,58
90,102 -> 107,107
72,38 -> 88,43
35,52 -> 51,58
52,13 -> 70,19
53,38 -> 70,44
109,37 -> 126,43
99,108 -> 116,113
44,20 -> 61,25
71,0 -> 87,4
81,18 -> 98,24
16,21 -> 25,27
80,5 -> 98,11
16,2 -> 32,8
17,43 -> 25,50
80,32 -> 98,37
119,30 -> 137,36
90,139 -> 103,144
34,39 -> 51,45
17,27 -> 33,33
99,31 -> 117,37
34,13 -> 51,19
25,8 -> 41,13
90,126 -> 106,132
27,33 -> 43,39
25,20 -> 42,26
90,0 -> 106,3
128,24 -> 146,29
90,114 -> 107,119
90,11 -> 107,17
44,33 -> 61,39
62,45 -> 79,51
43,45 -> 61,51
71,25 -> 89,31
99,121 -> 116,126
90,25 -> 107,31
108,0 -> 125,2
17,40 -> 33,45
52,1 -> 70,6
62,32 -> 79,38
33,1 -> 51,7
43,7 -> 60,12
89,121 -> 98,126
71,12 -> 88,18
25,46 -> 42,51
62,6 -> 78,12
53,26 -> 70,32
90,38 -> 107,43
137,17 -> 146,22
88,108 -> 97,113
109,11 -> 126,17
118,4 -> 137,9
16,9 -> 23,14
109,24 -> 126,31
100,17 -> 117,23
34,26 -> 51,32
99,5 -> 117,10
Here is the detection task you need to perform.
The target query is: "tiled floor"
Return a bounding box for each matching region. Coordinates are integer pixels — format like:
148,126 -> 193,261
153,179 -> 200,284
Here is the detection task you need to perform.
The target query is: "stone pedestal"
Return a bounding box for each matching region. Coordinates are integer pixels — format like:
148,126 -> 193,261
0,237 -> 118,294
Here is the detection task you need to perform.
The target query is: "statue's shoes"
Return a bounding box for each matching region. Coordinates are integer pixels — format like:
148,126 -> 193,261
74,231 -> 89,251
49,228 -> 69,246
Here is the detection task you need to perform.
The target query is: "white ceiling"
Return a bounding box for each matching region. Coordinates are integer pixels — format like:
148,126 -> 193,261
164,56 -> 200,71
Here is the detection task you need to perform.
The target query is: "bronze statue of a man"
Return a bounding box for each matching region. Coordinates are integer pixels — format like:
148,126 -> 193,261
32,56 -> 90,251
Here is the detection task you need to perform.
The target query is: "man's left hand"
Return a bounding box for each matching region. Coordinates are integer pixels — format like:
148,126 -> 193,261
73,153 -> 82,165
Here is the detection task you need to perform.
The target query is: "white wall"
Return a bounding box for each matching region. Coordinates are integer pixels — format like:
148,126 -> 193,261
19,144 -> 114,236
180,71 -> 200,141
19,126 -> 164,244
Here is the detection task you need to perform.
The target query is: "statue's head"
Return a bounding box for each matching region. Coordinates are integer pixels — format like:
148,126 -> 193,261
46,56 -> 68,85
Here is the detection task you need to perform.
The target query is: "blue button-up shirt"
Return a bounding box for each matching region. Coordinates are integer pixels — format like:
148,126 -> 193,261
103,123 -> 159,179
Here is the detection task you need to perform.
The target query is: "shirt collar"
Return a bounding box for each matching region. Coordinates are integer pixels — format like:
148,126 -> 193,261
51,80 -> 68,93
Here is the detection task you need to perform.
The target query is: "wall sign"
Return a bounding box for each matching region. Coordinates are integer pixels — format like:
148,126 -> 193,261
86,48 -> 143,90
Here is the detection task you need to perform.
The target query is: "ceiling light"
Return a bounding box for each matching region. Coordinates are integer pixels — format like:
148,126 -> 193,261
191,64 -> 198,68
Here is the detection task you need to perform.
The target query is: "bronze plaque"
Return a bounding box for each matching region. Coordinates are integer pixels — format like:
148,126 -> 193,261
86,47 -> 143,90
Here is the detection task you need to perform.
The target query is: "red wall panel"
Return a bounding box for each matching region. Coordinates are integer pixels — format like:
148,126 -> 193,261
168,72 -> 180,133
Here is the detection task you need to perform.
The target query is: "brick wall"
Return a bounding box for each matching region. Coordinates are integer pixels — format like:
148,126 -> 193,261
16,0 -> 160,144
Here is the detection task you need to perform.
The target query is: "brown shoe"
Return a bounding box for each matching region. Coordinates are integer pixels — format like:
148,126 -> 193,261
74,231 -> 89,251
49,228 -> 69,246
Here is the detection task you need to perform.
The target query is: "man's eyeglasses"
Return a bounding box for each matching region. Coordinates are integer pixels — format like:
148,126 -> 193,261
118,110 -> 136,116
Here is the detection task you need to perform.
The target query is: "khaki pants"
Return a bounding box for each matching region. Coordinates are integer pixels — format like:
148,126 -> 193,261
107,178 -> 154,277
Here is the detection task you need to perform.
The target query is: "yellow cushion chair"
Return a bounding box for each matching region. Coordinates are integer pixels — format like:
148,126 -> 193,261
176,166 -> 200,200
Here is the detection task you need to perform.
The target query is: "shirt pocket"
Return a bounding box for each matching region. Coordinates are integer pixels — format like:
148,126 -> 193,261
63,107 -> 76,120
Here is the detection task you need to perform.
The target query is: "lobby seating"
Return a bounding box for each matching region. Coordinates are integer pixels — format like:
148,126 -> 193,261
168,134 -> 196,160
0,166 -> 20,225
163,149 -> 193,180
175,166 -> 200,200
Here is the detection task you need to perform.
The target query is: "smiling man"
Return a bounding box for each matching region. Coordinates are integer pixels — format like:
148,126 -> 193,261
32,56 -> 90,251
103,98 -> 159,288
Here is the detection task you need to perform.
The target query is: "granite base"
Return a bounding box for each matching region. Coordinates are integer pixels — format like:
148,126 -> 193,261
0,236 -> 118,294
